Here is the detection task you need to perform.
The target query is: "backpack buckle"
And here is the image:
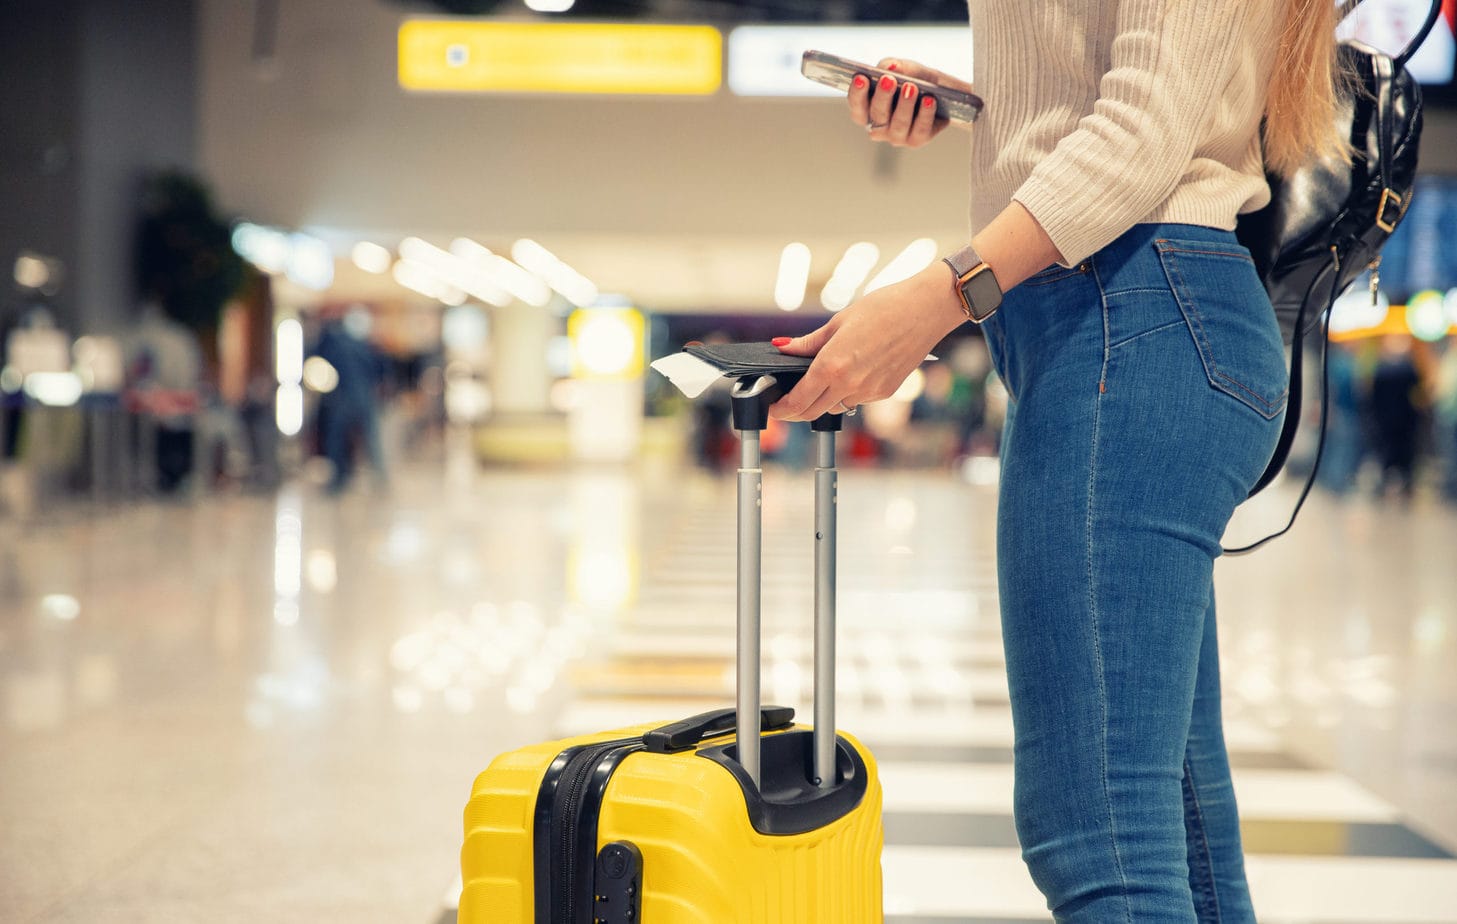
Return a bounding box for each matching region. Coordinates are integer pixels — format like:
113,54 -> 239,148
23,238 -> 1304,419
1376,188 -> 1403,233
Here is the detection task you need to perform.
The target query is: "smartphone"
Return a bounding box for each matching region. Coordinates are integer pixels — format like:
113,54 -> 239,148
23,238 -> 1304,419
800,49 -> 983,124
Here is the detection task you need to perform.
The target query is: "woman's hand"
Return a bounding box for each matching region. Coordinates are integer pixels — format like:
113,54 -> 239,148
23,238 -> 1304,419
768,263 -> 967,422
850,58 -> 971,149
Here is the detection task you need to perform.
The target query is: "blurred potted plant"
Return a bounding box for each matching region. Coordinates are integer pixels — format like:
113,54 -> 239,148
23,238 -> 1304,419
134,170 -> 246,341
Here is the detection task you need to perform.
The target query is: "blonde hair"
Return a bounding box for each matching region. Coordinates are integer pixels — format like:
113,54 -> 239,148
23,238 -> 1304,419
1264,0 -> 1354,177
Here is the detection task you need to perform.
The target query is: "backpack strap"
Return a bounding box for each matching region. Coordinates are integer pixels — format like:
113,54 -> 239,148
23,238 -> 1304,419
1395,0 -> 1444,70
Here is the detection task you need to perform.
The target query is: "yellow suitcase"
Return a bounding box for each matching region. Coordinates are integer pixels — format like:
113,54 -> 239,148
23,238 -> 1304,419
460,369 -> 885,923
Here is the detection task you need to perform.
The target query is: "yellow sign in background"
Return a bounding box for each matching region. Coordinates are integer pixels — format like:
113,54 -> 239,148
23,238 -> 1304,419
398,20 -> 722,95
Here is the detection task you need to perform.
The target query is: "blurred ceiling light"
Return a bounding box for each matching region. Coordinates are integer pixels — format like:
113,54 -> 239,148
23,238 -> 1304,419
13,253 -> 50,289
351,241 -> 393,274
451,238 -> 552,307
302,356 -> 339,393
820,242 -> 879,311
775,242 -> 812,311
511,239 -> 599,307
232,222 -> 291,274
525,0 -> 575,10
865,238 -> 939,294
285,233 -> 334,290
23,372 -> 83,407
400,237 -> 512,306
393,259 -> 447,299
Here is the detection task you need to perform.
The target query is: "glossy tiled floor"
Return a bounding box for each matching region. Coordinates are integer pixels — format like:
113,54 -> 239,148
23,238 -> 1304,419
2,436 -> 1455,923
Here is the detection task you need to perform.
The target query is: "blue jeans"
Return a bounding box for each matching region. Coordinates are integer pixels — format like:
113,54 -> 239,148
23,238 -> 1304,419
982,224 -> 1287,922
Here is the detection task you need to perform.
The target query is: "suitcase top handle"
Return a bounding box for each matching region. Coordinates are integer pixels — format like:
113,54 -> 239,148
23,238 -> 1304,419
643,706 -> 796,754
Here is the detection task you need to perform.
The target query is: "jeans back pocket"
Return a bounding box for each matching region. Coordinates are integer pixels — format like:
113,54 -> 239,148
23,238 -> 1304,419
1154,238 -> 1289,420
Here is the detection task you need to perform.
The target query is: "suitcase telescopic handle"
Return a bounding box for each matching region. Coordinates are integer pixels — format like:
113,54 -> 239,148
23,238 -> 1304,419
642,705 -> 796,753
729,374 -> 843,791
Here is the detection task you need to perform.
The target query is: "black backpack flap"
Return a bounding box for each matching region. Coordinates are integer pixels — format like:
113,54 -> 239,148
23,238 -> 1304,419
1238,40 -> 1423,347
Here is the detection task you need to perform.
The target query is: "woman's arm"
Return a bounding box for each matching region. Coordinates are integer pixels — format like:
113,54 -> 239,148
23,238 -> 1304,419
768,201 -> 1059,423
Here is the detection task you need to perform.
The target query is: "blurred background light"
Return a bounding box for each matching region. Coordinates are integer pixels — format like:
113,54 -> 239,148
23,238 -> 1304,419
570,307 -> 644,379
232,222 -> 290,274
524,0 -> 575,11
1407,289 -> 1450,341
351,240 -> 393,274
275,319 -> 304,384
451,238 -> 552,307
821,242 -> 879,311
1330,280 -> 1390,334
512,239 -> 599,307
774,242 -> 811,311
13,252 -> 50,289
285,232 -> 334,290
40,594 -> 81,622
302,356 -> 339,393
864,238 -> 939,293
276,383 -> 304,436
23,372 -> 83,407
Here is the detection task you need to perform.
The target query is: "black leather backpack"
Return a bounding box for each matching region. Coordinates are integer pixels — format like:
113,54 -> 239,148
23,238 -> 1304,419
1227,0 -> 1439,552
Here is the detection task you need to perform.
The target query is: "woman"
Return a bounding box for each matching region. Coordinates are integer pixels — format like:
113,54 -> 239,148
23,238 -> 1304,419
769,2 -> 1345,920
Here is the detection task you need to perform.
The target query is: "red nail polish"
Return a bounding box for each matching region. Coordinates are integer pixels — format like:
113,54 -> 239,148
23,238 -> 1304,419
852,75 -> 867,89
902,83 -> 916,100
887,62 -> 899,71
772,337 -> 792,347
879,76 -> 895,91
922,97 -> 935,108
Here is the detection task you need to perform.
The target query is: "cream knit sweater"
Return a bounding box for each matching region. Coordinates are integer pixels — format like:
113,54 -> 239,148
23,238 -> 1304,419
968,0 -> 1287,267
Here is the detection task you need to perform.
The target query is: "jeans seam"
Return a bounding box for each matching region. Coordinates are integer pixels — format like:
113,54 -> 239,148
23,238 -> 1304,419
1107,318 -> 1185,352
1183,756 -> 1224,923
1090,260 -> 1134,923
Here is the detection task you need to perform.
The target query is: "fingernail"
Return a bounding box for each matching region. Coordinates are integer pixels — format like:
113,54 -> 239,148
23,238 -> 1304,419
887,62 -> 899,71
922,97 -> 935,108
771,337 -> 792,347
879,76 -> 895,91
852,75 -> 867,89
902,83 -> 916,100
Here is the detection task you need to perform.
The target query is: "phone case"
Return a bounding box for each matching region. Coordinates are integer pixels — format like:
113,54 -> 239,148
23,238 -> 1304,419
800,49 -> 982,123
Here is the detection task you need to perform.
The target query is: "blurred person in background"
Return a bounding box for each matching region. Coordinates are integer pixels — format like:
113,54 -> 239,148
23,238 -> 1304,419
313,305 -> 388,495
128,301 -> 202,493
766,2 -> 1340,919
1432,340 -> 1457,503
1317,340 -> 1368,495
1369,334 -> 1425,500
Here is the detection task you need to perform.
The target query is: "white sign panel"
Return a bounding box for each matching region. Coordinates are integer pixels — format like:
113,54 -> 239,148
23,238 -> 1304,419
728,25 -> 973,98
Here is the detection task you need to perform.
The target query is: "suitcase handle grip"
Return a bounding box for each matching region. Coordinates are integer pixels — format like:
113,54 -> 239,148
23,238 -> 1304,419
642,706 -> 795,753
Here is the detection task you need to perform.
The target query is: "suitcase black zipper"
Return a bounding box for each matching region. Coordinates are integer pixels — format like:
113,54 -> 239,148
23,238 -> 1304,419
535,737 -> 642,924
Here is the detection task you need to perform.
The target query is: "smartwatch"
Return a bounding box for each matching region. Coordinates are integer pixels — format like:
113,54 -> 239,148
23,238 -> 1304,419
943,244 -> 1004,323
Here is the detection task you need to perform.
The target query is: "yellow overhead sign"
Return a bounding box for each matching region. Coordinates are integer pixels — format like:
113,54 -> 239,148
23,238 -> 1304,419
398,20 -> 722,95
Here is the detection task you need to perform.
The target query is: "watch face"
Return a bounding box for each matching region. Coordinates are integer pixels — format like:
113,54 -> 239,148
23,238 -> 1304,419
962,266 -> 1003,322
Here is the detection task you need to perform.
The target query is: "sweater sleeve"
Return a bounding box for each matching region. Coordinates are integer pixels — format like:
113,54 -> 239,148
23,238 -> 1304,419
1012,0 -> 1257,266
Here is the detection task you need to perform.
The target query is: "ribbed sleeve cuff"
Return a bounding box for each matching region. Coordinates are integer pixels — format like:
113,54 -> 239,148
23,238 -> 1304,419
1012,183 -> 1106,269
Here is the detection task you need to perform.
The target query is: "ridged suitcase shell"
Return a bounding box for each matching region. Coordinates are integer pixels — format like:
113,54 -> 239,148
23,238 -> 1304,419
460,722 -> 884,923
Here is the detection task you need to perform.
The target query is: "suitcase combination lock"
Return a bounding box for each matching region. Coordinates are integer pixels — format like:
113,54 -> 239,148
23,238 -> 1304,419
593,841 -> 643,923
